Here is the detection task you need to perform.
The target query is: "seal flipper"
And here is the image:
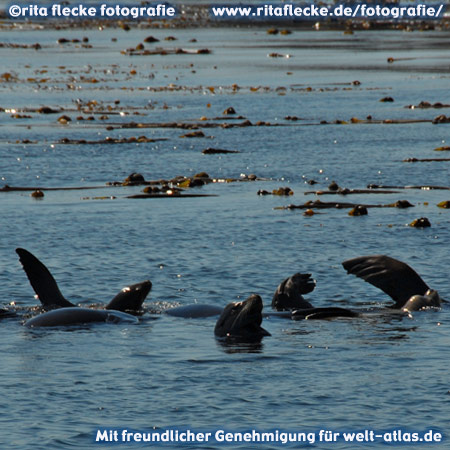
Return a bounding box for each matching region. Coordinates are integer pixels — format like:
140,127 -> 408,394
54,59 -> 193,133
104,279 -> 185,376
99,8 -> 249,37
105,280 -> 152,313
16,248 -> 75,308
272,273 -> 315,311
342,255 -> 430,309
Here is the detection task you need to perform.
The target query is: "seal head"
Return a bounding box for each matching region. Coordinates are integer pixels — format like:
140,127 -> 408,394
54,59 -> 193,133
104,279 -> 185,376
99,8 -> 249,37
402,289 -> 441,313
106,280 -> 152,313
215,294 -> 270,339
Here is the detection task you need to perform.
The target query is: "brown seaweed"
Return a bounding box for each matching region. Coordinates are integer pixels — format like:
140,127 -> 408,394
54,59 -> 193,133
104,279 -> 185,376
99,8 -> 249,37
276,199 -> 415,210
304,189 -> 401,195
202,148 -> 240,154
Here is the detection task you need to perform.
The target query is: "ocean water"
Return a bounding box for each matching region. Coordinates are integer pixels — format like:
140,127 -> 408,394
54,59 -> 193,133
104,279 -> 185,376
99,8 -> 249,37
0,18 -> 449,449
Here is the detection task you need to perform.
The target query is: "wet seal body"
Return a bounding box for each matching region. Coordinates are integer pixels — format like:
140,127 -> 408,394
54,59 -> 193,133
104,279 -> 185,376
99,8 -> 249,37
342,254 -> 442,311
166,304 -> 223,318
25,307 -> 138,328
16,248 -> 151,313
291,307 -> 359,320
214,294 -> 270,340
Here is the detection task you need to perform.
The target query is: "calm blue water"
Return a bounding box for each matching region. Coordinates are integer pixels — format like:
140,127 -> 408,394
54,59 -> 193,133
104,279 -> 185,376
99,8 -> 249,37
0,20 -> 449,449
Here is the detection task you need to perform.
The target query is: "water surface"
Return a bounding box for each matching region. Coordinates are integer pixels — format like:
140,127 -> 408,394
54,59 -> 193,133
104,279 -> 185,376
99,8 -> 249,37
0,21 -> 449,449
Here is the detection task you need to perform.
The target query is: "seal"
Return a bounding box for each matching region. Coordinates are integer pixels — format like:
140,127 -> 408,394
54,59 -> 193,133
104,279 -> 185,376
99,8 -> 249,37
401,289 -> 441,313
342,254 -> 441,311
16,248 -> 151,313
272,272 -> 358,319
159,271 -> 356,322
214,294 -> 271,339
106,281 -> 152,313
24,307 -> 138,328
272,273 -> 315,311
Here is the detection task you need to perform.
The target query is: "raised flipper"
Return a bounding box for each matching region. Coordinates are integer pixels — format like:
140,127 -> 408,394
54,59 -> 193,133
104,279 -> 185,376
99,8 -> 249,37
292,307 -> 358,320
105,280 -> 152,313
16,248 -> 75,308
342,255 -> 430,308
272,273 -> 315,311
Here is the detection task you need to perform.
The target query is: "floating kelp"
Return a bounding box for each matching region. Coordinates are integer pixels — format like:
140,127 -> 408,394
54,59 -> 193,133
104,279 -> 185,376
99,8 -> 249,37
82,196 -> 117,201
38,106 -> 60,114
202,148 -> 240,154
406,101 -> 450,109
57,115 -> 71,124
207,115 -> 246,121
223,107 -> 236,115
267,53 -> 291,58
122,47 -> 211,56
348,205 -> 368,216
277,199 -> 415,210
319,118 -> 432,126
57,37 -> 89,44
106,172 -> 267,189
258,187 -> 293,196
177,178 -> 207,188
144,36 -> 159,43
11,113 -> 32,119
0,182 -> 216,200
432,115 -> 450,124
328,181 -> 339,191
304,188 -> 401,195
127,193 -> 217,199
0,42 -> 41,50
57,136 -> 167,145
437,201 -> 450,208
180,131 -> 206,138
367,184 -> 450,190
113,120 -> 266,130
30,189 -> 44,198
123,173 -> 146,186
434,146 -> 450,151
265,28 -> 292,36
409,217 -> 431,228
0,185 -> 109,192
404,157 -> 450,162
